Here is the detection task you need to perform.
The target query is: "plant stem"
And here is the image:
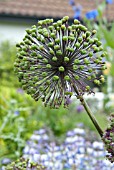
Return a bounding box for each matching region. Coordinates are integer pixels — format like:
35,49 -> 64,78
73,84 -> 103,137
81,98 -> 103,137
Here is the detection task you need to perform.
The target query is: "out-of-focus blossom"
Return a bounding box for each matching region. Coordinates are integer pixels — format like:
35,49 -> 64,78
69,0 -> 75,6
1,158 -> 11,165
106,0 -> 113,4
73,5 -> 82,20
14,110 -> 20,115
21,128 -> 114,169
76,105 -> 84,113
86,10 -> 98,20
16,88 -> 24,94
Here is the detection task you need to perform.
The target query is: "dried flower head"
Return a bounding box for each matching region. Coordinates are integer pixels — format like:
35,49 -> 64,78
14,16 -> 106,108
102,113 -> 114,163
6,157 -> 46,170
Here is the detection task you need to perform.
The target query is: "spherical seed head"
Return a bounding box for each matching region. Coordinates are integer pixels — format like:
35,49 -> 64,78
15,16 -> 106,108
102,114 -> 114,163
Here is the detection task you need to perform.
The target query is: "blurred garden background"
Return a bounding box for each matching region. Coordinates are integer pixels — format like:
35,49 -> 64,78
0,0 -> 114,169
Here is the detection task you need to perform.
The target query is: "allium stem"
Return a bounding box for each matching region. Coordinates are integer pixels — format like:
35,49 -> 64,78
81,98 -> 103,137
73,84 -> 103,137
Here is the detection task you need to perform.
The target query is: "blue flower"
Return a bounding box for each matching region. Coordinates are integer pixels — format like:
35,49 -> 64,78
106,0 -> 113,4
14,110 -> 20,115
69,0 -> 75,6
85,10 -> 98,20
76,105 -> 83,113
73,6 -> 82,20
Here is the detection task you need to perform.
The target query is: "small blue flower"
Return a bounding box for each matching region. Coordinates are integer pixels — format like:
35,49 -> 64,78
14,110 -> 20,115
69,0 -> 75,6
2,158 -> 11,165
73,5 -> 82,20
86,9 -> 98,20
17,88 -> 24,94
76,105 -> 84,113
106,0 -> 113,4
74,9 -> 81,19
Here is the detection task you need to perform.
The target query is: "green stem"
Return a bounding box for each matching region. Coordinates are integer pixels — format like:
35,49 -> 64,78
81,98 -> 103,137
73,84 -> 103,137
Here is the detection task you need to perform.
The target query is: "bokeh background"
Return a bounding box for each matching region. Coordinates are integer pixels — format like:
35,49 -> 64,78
0,0 -> 114,169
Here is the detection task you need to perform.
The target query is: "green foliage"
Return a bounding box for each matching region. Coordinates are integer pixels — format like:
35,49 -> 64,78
0,84 -> 108,164
84,9 -> 114,95
6,158 -> 46,170
97,22 -> 114,49
0,41 -> 19,87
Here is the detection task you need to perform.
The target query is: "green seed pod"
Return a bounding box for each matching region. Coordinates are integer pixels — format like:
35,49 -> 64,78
48,25 -> 54,31
37,54 -> 43,59
52,56 -> 57,61
62,16 -> 69,21
64,57 -> 69,62
48,42 -> 54,47
53,76 -> 59,81
39,45 -> 44,50
39,86 -> 44,91
50,33 -> 56,38
59,66 -> 65,72
64,75 -> 70,81
46,64 -> 52,69
88,68 -> 93,73
68,36 -> 75,41
43,58 -> 48,64
74,19 -> 80,24
63,36 -> 68,41
73,65 -> 78,70
79,65 -> 84,70
100,75 -> 105,83
57,20 -> 62,26
92,30 -> 97,35
87,76 -> 92,80
81,50 -> 87,55
50,49 -> 55,55
94,79 -> 100,85
78,24 -> 87,32
83,42 -> 88,47
61,24 -> 66,30
54,45 -> 60,50
74,59 -> 80,64
75,42 -> 80,48
56,50 -> 62,55
75,75 -> 79,80
78,37 -> 83,43
86,86 -> 90,91
55,38 -> 60,43
86,31 -> 91,37
42,72 -> 47,77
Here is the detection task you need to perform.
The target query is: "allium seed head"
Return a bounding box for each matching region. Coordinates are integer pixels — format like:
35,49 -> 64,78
102,113 -> 114,163
14,16 -> 106,108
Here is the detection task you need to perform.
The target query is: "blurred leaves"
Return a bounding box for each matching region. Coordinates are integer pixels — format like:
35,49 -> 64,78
0,41 -> 19,87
